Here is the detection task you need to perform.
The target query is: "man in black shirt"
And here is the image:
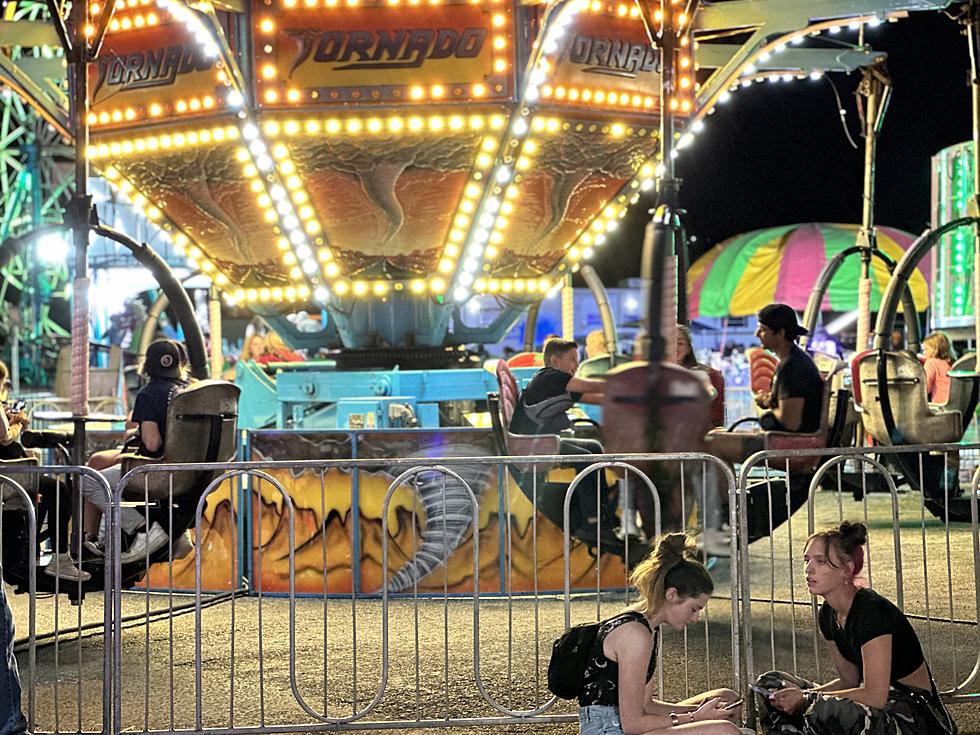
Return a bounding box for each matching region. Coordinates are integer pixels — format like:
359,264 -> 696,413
510,339 -> 614,533
753,303 -> 823,434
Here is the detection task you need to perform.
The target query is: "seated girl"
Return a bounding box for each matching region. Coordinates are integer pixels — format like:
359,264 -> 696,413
578,532 -> 750,734
755,521 -> 957,734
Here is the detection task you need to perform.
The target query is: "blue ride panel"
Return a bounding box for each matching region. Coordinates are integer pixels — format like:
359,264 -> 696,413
238,364 -> 541,429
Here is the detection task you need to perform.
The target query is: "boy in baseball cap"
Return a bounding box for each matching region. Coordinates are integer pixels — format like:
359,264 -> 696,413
46,339 -> 190,581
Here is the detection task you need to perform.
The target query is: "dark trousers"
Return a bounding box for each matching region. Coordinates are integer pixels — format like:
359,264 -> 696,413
557,437 -> 615,528
0,584 -> 26,735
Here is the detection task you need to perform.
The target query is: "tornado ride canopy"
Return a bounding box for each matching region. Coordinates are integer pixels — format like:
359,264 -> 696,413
86,0 -> 681,346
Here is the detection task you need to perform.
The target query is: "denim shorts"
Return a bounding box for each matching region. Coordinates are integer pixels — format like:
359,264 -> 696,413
579,705 -> 623,735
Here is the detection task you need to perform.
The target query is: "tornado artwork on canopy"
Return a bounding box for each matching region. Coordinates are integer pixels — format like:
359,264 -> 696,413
688,223 -> 931,318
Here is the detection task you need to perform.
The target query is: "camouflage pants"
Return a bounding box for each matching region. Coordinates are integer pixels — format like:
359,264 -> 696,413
754,670 -> 954,735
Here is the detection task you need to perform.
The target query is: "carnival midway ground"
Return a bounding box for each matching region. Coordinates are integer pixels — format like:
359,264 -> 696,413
8,487 -> 980,735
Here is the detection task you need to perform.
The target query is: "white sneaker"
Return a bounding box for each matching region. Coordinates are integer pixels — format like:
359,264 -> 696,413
620,512 -> 645,541
171,531 -> 194,560
120,522 -> 169,564
44,552 -> 91,582
700,528 -> 732,558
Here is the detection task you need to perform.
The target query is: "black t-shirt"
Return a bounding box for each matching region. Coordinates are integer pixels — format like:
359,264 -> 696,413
510,367 -> 580,435
579,611 -> 658,707
819,588 -> 925,684
131,377 -> 188,458
770,344 -> 823,433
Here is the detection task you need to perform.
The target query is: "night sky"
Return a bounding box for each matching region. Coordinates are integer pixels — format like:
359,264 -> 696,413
590,7 -> 974,286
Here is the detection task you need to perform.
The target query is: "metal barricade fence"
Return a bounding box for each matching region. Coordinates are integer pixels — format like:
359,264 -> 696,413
0,464 -> 114,735
99,453 -> 739,734
735,443 -> 980,724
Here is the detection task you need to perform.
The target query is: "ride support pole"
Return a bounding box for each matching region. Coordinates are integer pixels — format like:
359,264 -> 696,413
969,2 -> 980,354
855,64 -> 890,353
65,0 -> 93,464
562,273 -> 574,341
209,287 -> 222,378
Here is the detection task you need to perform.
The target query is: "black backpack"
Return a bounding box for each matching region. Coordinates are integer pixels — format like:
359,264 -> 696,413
547,621 -> 601,699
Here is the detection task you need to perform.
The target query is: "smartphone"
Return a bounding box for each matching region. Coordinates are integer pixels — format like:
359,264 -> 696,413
723,699 -> 744,710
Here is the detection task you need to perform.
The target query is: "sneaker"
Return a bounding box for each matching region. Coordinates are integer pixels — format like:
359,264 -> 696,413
700,528 -> 732,558
119,522 -> 169,565
44,552 -> 91,582
171,531 -> 194,560
80,536 -> 106,564
620,512 -> 645,542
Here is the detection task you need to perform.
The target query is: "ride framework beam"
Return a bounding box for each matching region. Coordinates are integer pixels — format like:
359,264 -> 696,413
698,0 -> 956,30
695,45 -> 884,74
693,0 -> 954,114
0,53 -> 69,139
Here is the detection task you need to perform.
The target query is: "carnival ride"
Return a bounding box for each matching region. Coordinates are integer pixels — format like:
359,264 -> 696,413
0,0 -> 977,592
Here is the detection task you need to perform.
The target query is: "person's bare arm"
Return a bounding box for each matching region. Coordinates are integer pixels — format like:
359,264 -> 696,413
771,396 -> 804,432
821,636 -> 892,709
772,639 -> 875,714
566,376 -> 605,395
139,420 -> 163,453
609,624 -> 675,734
0,409 -> 23,445
578,392 -> 604,405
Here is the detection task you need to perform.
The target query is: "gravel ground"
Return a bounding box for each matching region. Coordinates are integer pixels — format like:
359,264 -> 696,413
7,489 -> 980,734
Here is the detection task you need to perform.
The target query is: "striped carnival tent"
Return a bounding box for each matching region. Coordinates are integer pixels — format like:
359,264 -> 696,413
688,223 -> 931,318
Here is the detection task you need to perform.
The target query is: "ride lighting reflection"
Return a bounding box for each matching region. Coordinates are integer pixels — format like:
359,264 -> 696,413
825,309 -> 859,335
36,232 -> 70,267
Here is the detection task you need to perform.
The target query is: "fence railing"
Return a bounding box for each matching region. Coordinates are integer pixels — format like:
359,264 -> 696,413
0,445 -> 977,734
736,443 -> 980,722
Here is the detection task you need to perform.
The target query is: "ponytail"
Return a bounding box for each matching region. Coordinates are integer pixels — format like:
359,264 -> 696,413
630,532 -> 714,615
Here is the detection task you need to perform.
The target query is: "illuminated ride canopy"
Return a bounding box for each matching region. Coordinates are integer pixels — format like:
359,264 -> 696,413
85,0 -> 689,349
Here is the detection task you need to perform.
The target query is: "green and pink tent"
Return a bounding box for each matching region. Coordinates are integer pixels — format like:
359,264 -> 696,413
688,223 -> 931,318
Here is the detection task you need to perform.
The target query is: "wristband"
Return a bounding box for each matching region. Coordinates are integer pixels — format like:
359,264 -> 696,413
669,713 -> 680,727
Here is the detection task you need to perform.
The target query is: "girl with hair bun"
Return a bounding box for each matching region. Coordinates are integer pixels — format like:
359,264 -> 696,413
578,532 -> 749,734
755,521 -> 957,734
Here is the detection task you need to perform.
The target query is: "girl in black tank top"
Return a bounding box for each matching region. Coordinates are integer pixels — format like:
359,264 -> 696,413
576,533 -> 746,735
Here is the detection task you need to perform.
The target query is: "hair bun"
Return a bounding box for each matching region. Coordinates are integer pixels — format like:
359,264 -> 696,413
839,521 -> 867,546
655,532 -> 697,562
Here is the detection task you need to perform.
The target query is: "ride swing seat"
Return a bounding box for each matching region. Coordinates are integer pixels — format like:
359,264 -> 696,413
488,361 -> 641,561
118,379 -> 241,502
0,380 -> 240,597
853,350 -> 978,446
705,366 -> 837,471
853,350 -> 978,521
704,364 -> 840,544
599,359 -> 714,536
116,379 -> 240,559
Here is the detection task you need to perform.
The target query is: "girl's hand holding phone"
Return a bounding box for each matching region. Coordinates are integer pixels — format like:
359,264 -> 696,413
771,684 -> 806,714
